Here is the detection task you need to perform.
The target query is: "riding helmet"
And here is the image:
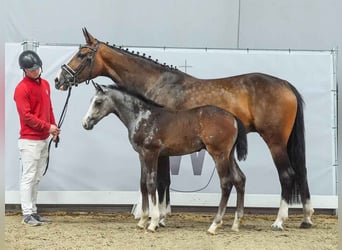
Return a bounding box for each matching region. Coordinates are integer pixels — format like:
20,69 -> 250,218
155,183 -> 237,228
18,50 -> 42,70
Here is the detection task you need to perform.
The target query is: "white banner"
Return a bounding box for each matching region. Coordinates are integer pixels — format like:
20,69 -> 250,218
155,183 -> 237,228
5,43 -> 337,207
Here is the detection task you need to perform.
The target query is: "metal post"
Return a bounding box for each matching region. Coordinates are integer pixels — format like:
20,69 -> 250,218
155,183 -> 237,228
21,40 -> 39,51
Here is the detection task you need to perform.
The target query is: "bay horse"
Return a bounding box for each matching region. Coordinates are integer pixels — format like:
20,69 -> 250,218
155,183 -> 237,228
82,83 -> 248,234
55,28 -> 314,230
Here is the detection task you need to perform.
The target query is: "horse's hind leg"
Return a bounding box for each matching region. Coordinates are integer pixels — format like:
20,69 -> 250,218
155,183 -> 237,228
299,181 -> 314,228
272,154 -> 313,230
157,156 -> 170,227
208,182 -> 232,235
268,144 -> 295,230
207,157 -> 232,235
270,144 -> 313,230
231,159 -> 246,232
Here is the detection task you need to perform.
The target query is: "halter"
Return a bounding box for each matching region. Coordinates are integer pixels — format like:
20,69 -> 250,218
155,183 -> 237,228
61,41 -> 99,88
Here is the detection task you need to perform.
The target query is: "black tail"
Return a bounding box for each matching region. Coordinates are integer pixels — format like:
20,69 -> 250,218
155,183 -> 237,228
235,118 -> 248,161
287,84 -> 308,204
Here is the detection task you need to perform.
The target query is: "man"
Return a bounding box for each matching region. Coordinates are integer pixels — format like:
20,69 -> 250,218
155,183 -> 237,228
14,50 -> 60,226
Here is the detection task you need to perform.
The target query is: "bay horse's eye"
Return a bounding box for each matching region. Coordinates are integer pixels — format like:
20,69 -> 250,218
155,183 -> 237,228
77,52 -> 86,60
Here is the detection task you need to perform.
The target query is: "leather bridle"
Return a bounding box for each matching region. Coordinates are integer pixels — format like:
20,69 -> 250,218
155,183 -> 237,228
61,41 -> 100,88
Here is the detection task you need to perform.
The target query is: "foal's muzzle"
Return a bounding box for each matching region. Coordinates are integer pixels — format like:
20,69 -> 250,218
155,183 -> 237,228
82,117 -> 95,130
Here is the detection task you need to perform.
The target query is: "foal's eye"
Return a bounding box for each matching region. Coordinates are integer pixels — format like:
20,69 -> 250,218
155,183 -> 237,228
94,99 -> 103,106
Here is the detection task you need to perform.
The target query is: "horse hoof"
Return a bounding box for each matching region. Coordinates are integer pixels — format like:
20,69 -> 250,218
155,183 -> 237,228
159,220 -> 166,227
207,229 -> 217,235
271,224 -> 284,231
207,220 -> 222,235
231,226 -> 239,232
300,222 -> 313,229
137,222 -> 146,230
271,219 -> 284,231
147,226 -> 157,233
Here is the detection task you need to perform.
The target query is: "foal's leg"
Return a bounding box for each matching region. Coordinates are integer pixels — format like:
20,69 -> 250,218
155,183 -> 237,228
142,153 -> 160,232
137,159 -> 150,229
207,157 -> 232,235
230,159 -> 246,232
157,156 -> 170,227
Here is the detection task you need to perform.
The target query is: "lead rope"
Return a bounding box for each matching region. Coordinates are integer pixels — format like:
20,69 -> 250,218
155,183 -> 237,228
170,165 -> 216,193
43,87 -> 72,175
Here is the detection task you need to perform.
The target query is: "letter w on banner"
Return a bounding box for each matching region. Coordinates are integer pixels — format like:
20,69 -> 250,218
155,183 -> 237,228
170,149 -> 206,176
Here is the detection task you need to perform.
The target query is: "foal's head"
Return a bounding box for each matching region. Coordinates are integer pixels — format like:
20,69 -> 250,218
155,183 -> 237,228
82,84 -> 113,130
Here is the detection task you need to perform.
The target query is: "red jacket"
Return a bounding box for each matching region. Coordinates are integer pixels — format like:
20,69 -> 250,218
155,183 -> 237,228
14,76 -> 57,140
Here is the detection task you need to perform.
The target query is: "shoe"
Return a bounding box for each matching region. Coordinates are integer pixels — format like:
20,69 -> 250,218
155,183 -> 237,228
22,214 -> 42,226
32,213 -> 52,223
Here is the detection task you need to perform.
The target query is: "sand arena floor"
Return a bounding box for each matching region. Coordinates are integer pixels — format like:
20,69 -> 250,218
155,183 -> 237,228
5,209 -> 337,250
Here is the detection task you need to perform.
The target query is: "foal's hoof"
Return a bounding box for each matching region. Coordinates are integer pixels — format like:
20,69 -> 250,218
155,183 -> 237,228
147,225 -> 157,233
136,222 -> 146,230
231,225 -> 239,232
300,222 -> 313,229
207,229 -> 218,235
159,218 -> 166,227
271,224 -> 284,231
136,225 -> 145,230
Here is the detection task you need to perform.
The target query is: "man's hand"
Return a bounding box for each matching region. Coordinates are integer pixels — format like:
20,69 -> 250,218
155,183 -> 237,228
49,124 -> 61,137
52,135 -> 60,143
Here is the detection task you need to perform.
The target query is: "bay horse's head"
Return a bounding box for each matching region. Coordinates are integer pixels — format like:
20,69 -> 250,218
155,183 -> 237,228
82,82 -> 112,130
55,28 -> 101,91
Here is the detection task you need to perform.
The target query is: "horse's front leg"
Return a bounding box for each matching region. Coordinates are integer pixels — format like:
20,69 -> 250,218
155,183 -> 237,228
147,188 -> 159,232
142,152 -> 160,232
137,158 -> 149,230
157,156 -> 170,227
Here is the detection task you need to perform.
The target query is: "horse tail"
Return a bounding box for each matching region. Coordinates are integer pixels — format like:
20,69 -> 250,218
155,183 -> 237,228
287,84 -> 307,204
235,117 -> 248,161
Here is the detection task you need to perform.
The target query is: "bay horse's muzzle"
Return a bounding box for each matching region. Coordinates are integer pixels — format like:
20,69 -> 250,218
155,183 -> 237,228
54,76 -> 69,91
55,66 -> 77,91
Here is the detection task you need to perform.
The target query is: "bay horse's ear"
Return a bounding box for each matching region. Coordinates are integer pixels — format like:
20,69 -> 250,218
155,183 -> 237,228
82,27 -> 95,45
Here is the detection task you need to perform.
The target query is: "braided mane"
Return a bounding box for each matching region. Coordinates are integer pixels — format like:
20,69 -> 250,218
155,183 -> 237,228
101,41 -> 180,72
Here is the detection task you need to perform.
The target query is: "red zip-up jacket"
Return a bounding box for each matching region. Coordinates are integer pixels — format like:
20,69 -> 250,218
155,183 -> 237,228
14,76 -> 57,140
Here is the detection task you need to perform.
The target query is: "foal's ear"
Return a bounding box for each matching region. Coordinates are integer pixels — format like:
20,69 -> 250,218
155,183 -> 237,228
82,27 -> 95,45
97,84 -> 105,93
92,81 -> 105,93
